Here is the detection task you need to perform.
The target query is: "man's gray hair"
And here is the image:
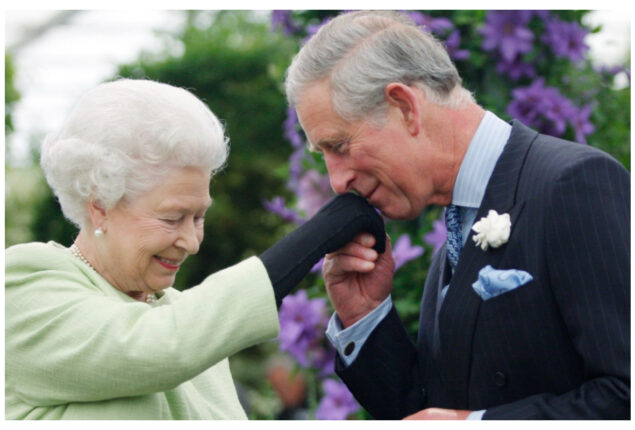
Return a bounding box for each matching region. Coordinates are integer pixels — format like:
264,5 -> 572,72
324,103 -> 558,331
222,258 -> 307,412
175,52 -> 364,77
285,11 -> 474,123
40,79 -> 229,228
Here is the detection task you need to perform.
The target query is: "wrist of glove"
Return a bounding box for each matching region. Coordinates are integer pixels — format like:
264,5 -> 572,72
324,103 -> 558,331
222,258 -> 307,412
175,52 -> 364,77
260,193 -> 386,307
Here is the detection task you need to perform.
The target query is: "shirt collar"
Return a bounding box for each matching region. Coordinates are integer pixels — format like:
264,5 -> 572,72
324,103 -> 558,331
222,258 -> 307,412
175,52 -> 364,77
451,111 -> 512,208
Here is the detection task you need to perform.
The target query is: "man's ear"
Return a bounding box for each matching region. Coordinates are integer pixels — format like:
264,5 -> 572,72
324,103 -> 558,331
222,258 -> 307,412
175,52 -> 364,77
385,83 -> 421,136
87,199 -> 108,233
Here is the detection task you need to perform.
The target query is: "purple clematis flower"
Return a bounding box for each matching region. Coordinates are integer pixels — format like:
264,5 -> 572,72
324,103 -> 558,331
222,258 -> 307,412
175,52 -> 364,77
284,106 -> 304,149
408,11 -> 453,34
283,106 -> 311,193
406,12 -> 468,61
507,78 -> 552,125
480,11 -> 534,63
542,94 -> 577,136
424,218 -> 447,254
311,257 -> 324,274
542,17 -> 589,63
392,234 -> 424,272
271,10 -> 301,36
297,169 -> 334,219
310,344 -> 336,377
507,78 -> 572,136
569,104 -> 595,144
315,379 -> 360,420
303,16 -> 332,44
287,147 -> 306,193
531,10 -> 551,20
445,30 -> 470,61
496,56 -> 536,80
263,196 -> 304,224
507,78 -> 590,141
596,64 -> 625,76
278,290 -> 329,367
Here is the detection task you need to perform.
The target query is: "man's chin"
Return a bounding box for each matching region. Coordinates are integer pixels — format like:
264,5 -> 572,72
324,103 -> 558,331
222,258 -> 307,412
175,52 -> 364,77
377,204 -> 420,221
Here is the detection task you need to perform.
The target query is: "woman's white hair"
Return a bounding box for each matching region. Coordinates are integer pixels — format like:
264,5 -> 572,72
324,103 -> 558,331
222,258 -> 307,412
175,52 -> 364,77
40,78 -> 229,228
285,11 -> 474,124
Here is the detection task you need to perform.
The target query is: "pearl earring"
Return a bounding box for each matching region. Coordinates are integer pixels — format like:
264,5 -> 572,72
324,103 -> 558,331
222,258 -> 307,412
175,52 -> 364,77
94,227 -> 104,237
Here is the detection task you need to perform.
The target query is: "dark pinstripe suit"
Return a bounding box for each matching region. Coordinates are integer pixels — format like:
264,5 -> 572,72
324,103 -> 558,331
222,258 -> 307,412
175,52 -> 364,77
335,121 -> 630,419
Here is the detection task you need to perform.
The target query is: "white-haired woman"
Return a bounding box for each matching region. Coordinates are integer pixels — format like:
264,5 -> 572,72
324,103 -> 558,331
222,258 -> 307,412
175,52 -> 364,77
5,79 -> 385,419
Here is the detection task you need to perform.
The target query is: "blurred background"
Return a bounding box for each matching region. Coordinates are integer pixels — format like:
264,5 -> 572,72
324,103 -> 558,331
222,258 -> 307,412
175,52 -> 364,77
4,9 -> 631,420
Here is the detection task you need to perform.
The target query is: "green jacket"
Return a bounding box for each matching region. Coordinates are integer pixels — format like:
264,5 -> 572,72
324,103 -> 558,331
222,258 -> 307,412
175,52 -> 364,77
5,242 -> 279,419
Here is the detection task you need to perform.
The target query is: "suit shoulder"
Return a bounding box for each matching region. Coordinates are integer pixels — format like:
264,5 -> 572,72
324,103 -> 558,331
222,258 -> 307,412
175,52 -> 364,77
533,135 -> 625,168
526,135 -> 628,182
5,241 -> 76,278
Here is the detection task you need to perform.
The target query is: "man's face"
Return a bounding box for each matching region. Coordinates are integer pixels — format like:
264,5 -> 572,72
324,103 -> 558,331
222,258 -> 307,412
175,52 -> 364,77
296,81 -> 447,220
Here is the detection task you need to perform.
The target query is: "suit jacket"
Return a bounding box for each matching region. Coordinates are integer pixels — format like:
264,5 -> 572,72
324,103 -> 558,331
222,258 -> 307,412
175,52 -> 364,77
335,121 -> 630,419
5,242 -> 280,419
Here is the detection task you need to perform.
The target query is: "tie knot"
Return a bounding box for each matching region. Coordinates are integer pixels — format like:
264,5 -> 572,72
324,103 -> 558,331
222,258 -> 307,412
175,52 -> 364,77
445,205 -> 463,270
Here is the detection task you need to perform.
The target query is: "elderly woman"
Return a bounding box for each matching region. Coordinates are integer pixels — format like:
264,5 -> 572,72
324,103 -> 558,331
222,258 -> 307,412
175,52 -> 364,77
5,79 -> 385,419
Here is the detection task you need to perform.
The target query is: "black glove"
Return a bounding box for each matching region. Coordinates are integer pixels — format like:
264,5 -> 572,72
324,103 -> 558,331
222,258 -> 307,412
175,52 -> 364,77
259,193 -> 386,307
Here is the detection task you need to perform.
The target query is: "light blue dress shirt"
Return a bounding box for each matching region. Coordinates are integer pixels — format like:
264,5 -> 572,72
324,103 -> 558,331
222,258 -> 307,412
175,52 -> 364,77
325,111 -> 512,420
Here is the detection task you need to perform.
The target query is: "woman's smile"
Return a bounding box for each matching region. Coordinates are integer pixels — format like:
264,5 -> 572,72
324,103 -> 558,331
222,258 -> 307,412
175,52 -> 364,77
154,255 -> 182,271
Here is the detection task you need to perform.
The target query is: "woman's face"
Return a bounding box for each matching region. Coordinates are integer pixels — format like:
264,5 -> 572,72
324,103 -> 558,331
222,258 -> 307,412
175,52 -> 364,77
96,166 -> 212,295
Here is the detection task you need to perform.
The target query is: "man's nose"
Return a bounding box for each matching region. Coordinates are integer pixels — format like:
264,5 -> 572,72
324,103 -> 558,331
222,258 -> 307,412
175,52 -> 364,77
324,153 -> 354,194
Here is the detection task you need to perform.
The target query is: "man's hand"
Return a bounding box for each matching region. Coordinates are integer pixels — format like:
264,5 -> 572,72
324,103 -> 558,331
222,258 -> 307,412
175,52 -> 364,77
403,408 -> 471,420
260,193 -> 385,307
323,233 -> 395,328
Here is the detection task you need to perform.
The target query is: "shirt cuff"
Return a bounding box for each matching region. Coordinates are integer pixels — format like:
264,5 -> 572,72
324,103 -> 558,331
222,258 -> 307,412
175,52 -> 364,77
467,410 -> 486,420
325,296 -> 393,367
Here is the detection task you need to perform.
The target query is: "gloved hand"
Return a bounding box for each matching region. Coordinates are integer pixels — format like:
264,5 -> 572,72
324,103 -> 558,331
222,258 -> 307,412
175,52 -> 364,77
259,193 -> 386,307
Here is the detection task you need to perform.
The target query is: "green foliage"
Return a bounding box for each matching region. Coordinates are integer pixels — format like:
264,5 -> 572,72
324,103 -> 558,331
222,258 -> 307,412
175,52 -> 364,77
20,11 -> 295,283
115,11 -> 298,288
4,9 -> 630,420
5,167 -> 50,246
5,53 -> 20,143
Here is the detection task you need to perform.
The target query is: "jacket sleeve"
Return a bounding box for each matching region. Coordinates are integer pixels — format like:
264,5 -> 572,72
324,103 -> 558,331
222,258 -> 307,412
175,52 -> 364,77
5,251 -> 279,406
484,154 -> 630,419
335,305 -> 426,419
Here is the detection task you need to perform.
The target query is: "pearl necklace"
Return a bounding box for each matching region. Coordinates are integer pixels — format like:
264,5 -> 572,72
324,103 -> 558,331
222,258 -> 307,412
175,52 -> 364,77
69,243 -> 157,304
70,243 -> 95,271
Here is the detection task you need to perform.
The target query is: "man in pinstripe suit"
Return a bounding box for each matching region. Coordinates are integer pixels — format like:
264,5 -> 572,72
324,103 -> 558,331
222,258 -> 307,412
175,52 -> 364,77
286,11 -> 630,419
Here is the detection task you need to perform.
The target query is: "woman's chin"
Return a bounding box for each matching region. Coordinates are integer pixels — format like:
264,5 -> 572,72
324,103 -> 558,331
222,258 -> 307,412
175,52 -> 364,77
145,276 -> 176,292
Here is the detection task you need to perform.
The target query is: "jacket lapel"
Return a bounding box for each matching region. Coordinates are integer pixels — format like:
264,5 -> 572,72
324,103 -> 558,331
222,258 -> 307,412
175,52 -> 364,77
436,120 -> 538,407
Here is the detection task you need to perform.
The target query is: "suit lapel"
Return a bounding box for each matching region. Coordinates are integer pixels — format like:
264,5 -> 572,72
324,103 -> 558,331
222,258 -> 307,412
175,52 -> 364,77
436,120 -> 538,407
418,246 -> 447,349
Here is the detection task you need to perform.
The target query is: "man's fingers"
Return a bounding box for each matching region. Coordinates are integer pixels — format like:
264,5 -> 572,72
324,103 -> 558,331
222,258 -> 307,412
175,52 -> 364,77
327,240 -> 378,261
325,255 -> 375,275
353,233 -> 376,248
323,253 -> 375,277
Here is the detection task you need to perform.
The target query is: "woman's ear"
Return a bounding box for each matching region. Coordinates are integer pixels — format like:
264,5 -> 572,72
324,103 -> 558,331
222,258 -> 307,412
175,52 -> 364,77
87,200 -> 108,233
385,83 -> 421,136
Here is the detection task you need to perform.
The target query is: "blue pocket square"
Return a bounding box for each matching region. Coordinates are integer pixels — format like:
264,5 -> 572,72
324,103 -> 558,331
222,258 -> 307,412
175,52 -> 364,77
472,265 -> 533,301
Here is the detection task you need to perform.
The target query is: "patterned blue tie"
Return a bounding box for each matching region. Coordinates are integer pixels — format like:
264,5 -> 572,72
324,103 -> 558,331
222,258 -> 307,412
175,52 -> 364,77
445,204 -> 463,270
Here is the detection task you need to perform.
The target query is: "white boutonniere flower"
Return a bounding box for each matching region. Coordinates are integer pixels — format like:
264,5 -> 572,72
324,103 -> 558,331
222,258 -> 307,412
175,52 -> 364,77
472,210 -> 511,251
